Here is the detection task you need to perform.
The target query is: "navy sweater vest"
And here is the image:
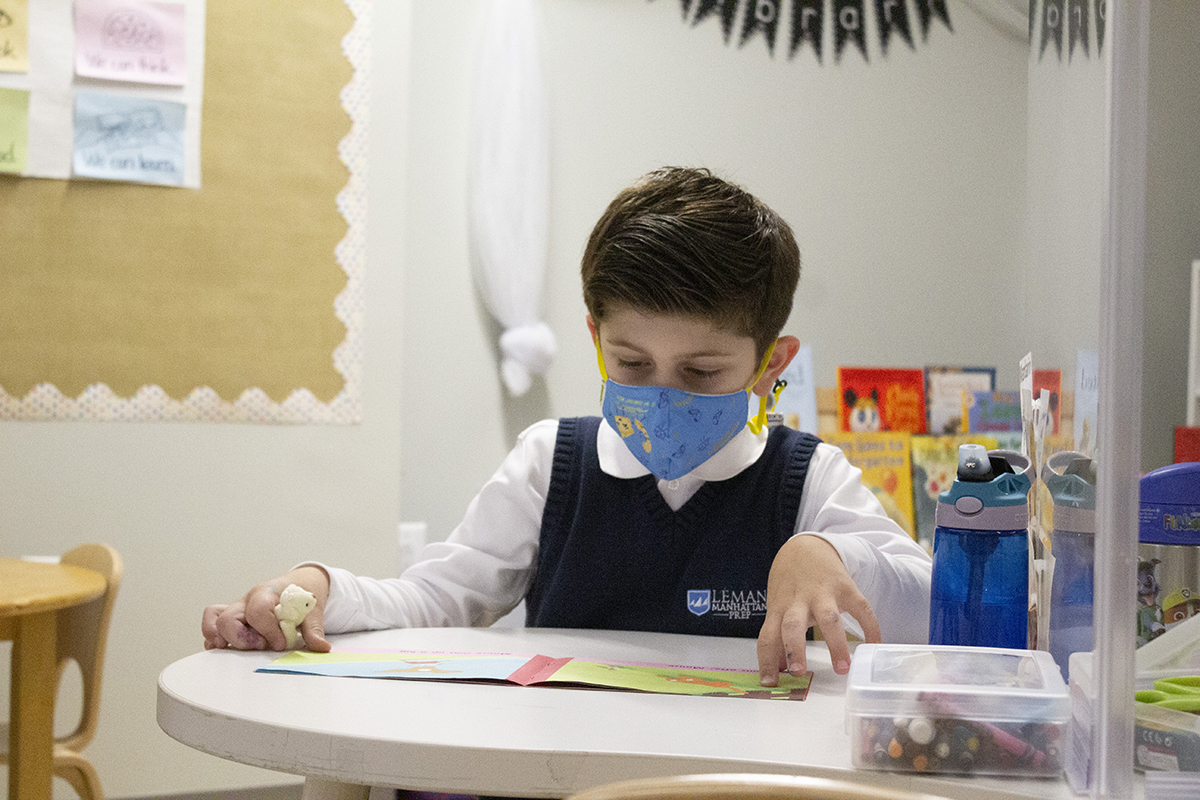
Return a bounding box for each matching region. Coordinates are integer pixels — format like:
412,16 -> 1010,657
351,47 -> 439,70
525,416 -> 820,637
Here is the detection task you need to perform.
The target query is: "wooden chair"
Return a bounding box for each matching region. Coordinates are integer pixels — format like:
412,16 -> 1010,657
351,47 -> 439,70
0,543 -> 123,800
566,773 -> 954,800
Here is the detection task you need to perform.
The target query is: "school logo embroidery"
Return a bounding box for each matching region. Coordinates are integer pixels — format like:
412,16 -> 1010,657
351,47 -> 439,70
688,588 -> 770,621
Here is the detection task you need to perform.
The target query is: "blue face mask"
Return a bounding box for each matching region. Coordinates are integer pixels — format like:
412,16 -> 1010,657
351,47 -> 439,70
596,341 -> 780,481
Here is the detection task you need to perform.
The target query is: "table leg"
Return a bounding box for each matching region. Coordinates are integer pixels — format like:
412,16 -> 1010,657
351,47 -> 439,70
301,777 -> 372,800
10,610 -> 57,800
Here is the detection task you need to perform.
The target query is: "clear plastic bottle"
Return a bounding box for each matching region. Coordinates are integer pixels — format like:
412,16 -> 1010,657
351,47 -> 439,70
1044,451 -> 1096,681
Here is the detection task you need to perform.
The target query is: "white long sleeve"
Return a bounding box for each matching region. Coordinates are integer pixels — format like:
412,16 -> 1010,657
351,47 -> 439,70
797,443 -> 933,644
314,420 -> 931,642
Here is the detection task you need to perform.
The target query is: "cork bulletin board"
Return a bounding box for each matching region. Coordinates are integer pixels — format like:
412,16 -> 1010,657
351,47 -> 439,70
0,0 -> 369,423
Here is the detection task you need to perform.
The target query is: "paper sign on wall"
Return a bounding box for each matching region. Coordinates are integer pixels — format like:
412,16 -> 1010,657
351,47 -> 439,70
0,0 -> 30,73
72,90 -> 185,185
74,0 -> 186,86
0,86 -> 28,172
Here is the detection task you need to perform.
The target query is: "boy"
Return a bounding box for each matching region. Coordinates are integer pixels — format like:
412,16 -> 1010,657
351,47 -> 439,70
202,167 -> 932,686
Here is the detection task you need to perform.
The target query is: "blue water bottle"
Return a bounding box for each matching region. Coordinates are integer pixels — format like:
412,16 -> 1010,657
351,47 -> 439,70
929,445 -> 1032,649
1043,451 -> 1096,681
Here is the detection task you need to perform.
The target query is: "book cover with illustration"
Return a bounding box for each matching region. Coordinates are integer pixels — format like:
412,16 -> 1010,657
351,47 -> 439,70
836,367 -> 927,434
910,434 -> 1000,550
964,390 -> 1023,435
1033,368 -> 1063,435
924,366 -> 996,434
824,431 -> 915,539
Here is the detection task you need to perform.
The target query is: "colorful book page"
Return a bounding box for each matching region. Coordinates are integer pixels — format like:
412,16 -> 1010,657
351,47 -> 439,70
72,90 -> 186,185
910,434 -> 999,549
257,651 -> 538,681
836,367 -> 927,434
546,659 -> 809,699
0,86 -> 27,172
74,0 -> 187,85
259,650 -> 812,701
0,0 -> 29,72
823,431 -> 915,539
924,366 -> 995,435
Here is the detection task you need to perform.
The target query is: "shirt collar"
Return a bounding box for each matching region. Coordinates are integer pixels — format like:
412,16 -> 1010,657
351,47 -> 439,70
596,417 -> 768,482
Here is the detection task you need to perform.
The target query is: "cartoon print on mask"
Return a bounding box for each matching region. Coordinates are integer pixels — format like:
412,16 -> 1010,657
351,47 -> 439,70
634,418 -> 651,453
613,415 -> 636,438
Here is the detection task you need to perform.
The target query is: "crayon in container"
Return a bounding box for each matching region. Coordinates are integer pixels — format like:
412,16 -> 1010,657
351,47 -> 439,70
845,644 -> 1070,776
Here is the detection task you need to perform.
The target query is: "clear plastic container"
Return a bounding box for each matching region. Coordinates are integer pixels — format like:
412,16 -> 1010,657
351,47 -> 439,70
845,643 -> 1070,776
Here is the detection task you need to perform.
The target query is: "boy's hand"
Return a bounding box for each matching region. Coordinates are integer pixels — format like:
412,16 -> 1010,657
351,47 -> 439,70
757,535 -> 880,686
201,566 -> 332,653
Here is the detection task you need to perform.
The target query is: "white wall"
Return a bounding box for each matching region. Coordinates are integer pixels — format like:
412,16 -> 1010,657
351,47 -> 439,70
1022,10 -> 1107,386
1142,1 -> 1200,472
16,0 -> 1199,797
402,0 -> 1032,549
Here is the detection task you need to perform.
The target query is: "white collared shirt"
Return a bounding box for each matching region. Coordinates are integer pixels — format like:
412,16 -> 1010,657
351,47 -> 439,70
315,419 -> 933,643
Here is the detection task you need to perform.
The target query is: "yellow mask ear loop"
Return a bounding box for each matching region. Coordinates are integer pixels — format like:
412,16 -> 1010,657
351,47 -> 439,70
594,338 -> 609,382
745,340 -> 779,435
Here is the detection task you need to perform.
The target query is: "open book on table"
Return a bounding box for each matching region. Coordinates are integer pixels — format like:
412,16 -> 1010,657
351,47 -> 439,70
258,650 -> 812,700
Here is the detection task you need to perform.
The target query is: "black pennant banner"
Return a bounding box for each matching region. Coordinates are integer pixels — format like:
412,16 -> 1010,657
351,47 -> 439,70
833,0 -> 868,62
693,0 -> 740,43
1067,0 -> 1089,61
874,0 -> 914,55
651,0 -> 951,64
741,0 -> 783,54
789,0 -> 825,61
1030,0 -> 1105,62
913,0 -> 952,41
1039,0 -> 1064,61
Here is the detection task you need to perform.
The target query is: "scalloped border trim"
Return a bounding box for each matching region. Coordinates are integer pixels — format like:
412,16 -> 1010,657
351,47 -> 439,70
0,0 -> 370,424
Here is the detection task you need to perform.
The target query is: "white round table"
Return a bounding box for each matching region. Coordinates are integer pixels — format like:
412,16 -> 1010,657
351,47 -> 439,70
157,627 -> 1090,799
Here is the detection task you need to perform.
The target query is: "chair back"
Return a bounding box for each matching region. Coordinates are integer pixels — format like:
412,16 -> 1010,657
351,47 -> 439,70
54,543 -> 123,753
566,773 -> 954,800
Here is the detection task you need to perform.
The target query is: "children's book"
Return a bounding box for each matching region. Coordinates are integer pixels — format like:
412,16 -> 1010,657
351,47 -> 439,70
924,366 -> 996,435
836,367 -> 927,434
258,650 -> 812,700
773,344 -> 819,434
1033,368 -> 1063,435
910,434 -> 1000,550
823,431 -> 915,539
964,390 -> 1023,434
1177,427 -> 1200,463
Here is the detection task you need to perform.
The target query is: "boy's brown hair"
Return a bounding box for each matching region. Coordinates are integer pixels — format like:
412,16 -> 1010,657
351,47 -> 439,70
581,166 -> 800,359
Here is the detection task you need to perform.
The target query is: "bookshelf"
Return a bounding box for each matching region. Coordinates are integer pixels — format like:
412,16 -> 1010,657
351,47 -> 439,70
814,386 -> 1075,438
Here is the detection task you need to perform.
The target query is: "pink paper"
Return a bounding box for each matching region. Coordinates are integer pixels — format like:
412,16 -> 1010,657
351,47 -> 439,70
74,0 -> 186,86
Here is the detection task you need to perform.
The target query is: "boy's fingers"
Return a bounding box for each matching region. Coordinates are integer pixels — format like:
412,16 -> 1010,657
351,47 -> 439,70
779,607 -> 811,675
756,615 -> 784,686
815,608 -> 851,675
244,586 -> 287,651
849,594 -> 882,643
201,604 -> 228,645
299,609 -> 332,653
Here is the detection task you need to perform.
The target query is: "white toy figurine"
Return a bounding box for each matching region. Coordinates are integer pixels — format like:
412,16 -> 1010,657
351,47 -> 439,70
274,583 -> 316,650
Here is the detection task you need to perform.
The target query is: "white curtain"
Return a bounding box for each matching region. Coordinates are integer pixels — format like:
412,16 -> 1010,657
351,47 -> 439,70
468,0 -> 554,396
